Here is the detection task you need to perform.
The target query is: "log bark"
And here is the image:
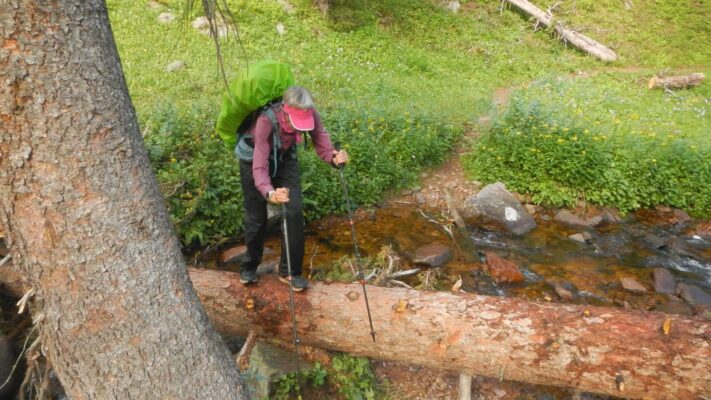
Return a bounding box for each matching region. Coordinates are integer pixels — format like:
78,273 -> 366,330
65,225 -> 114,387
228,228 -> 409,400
192,269 -> 711,399
505,0 -> 618,62
0,1 -> 244,398
648,73 -> 705,89
1,267 -> 709,399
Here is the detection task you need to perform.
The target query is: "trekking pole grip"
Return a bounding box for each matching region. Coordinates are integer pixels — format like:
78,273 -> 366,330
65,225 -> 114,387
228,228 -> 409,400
334,141 -> 345,169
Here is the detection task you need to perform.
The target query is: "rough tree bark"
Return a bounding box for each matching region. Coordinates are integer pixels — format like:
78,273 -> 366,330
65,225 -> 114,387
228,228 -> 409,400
0,1 -> 245,398
505,0 -> 618,62
189,270 -> 710,400
648,73 -> 705,90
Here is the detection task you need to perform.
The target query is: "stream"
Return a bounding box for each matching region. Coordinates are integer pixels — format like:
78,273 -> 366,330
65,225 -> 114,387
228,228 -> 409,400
214,205 -> 711,314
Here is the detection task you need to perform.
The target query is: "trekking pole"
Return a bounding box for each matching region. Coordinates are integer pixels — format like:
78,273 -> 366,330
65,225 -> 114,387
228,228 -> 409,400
334,143 -> 377,343
281,203 -> 303,391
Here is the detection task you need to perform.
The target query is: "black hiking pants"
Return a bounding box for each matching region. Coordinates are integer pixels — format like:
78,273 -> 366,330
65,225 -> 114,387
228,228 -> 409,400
239,154 -> 305,277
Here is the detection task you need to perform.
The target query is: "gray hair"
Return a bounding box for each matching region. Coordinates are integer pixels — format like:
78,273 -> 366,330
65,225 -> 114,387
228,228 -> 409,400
283,86 -> 314,109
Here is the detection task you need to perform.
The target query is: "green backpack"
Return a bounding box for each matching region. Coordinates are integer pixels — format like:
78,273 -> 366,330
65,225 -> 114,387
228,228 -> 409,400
215,60 -> 295,150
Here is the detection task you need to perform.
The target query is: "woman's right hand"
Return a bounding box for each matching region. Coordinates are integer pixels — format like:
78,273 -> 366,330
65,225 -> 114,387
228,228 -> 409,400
268,187 -> 290,204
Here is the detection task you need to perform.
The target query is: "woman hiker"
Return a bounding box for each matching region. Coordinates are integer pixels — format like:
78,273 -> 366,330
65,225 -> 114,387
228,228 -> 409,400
236,86 -> 349,291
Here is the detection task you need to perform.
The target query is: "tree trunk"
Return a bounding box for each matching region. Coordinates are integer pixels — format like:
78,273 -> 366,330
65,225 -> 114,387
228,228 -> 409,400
648,73 -> 705,89
190,270 -> 710,400
0,2 -> 245,399
505,0 -> 618,62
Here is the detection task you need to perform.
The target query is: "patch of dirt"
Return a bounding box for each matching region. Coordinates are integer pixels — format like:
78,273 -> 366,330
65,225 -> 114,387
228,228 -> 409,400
375,360 -> 457,399
374,360 -> 593,399
382,144 -> 482,213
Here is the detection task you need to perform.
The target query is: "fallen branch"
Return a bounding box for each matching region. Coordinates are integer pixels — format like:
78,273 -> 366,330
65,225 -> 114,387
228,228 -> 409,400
505,0 -> 618,62
389,268 -> 421,279
648,73 -> 705,90
0,254 -> 11,268
389,279 -> 413,289
235,330 -> 258,371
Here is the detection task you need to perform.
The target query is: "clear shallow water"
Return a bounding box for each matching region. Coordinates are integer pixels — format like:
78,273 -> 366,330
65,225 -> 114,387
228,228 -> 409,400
303,206 -> 711,308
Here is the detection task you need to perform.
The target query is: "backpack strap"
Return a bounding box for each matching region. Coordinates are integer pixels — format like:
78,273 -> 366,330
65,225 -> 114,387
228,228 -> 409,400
262,107 -> 282,177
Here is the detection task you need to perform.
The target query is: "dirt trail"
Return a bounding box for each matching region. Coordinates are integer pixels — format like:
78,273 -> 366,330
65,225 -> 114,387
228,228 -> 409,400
386,64 -> 708,214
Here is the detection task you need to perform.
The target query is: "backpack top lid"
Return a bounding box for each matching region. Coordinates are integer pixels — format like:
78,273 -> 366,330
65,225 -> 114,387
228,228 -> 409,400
215,60 -> 295,150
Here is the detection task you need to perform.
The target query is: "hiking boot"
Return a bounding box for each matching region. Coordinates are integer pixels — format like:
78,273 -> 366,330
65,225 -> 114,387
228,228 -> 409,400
279,275 -> 309,292
239,269 -> 259,285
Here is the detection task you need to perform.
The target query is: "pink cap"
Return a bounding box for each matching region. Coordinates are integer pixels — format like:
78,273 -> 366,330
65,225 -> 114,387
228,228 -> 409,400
282,103 -> 315,131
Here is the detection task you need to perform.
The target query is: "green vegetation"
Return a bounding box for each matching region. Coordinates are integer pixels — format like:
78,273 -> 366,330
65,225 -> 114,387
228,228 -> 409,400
533,0 -> 711,66
273,362 -> 328,400
274,355 -> 377,400
108,0 -> 711,246
464,72 -> 711,215
143,101 -> 458,246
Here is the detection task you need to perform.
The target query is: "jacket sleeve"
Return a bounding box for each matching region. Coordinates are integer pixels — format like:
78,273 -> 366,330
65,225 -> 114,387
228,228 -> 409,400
309,110 -> 336,165
251,115 -> 275,197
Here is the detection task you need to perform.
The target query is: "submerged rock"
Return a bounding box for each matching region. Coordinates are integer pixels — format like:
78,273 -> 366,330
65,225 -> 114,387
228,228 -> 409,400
654,300 -> 693,316
676,283 -> 711,308
554,210 -> 589,228
652,268 -> 676,295
568,232 -> 592,244
641,234 -> 667,250
551,281 -> 578,301
694,221 -> 711,239
672,209 -> 691,224
620,277 -> 647,293
459,182 -> 536,236
483,251 -> 525,284
414,191 -> 426,205
221,245 -> 248,264
413,244 -> 453,268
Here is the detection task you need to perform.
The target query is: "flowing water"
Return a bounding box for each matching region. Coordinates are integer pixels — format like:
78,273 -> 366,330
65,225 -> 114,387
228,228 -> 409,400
209,204 -> 711,313
299,206 -> 711,313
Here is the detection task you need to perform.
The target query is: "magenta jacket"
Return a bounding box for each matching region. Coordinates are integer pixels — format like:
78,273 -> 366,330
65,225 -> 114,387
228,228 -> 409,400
249,104 -> 336,197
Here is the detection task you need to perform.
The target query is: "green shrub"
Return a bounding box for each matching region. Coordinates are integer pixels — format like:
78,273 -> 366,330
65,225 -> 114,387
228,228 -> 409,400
144,103 -> 244,247
303,105 -> 461,221
463,74 -> 711,216
273,362 -> 328,400
143,101 -> 460,247
273,355 -> 377,400
330,354 -> 377,400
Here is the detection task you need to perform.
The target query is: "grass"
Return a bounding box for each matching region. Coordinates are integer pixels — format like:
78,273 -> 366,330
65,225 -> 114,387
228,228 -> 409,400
533,0 -> 711,67
108,0 -> 602,122
463,70 -> 711,215
107,0 -> 711,245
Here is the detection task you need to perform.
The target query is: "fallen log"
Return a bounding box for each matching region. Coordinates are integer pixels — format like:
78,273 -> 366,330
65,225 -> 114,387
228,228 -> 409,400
192,269 -> 711,399
648,73 -> 705,90
1,267 -> 709,398
505,0 -> 618,62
